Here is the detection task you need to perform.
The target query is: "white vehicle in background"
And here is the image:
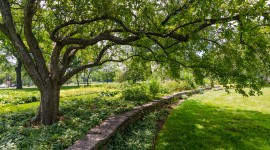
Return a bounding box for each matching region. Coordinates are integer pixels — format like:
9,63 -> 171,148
0,84 -> 8,88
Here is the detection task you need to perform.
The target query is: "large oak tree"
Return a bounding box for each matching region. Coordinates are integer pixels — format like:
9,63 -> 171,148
0,0 -> 269,125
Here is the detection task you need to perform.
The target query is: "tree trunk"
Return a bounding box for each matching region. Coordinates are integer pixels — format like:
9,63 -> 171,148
15,58 -> 23,89
86,78 -> 89,86
32,84 -> 60,125
86,69 -> 92,86
76,73 -> 80,86
132,79 -> 136,84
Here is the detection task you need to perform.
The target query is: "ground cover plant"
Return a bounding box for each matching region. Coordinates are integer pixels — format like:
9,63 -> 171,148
108,109 -> 169,150
0,84 -> 135,149
0,85 -> 120,105
0,81 -> 191,149
156,88 -> 270,150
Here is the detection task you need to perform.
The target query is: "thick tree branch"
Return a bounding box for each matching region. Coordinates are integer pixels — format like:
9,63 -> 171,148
59,44 -> 114,85
50,43 -> 64,82
166,20 -> 201,36
60,63 -> 96,85
0,0 -> 43,89
24,0 -> 50,83
62,33 -> 140,46
50,16 -> 107,41
50,16 -> 141,41
106,16 -> 142,35
128,44 -> 159,61
147,35 -> 169,56
59,45 -> 87,79
197,15 -> 240,32
94,44 -> 115,64
0,23 -> 12,40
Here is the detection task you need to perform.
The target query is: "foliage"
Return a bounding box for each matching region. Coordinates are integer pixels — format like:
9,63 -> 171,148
122,84 -> 149,103
0,86 -> 138,149
156,88 -> 270,149
109,109 -> 169,150
0,85 -> 121,105
0,0 -> 268,96
90,63 -> 117,83
0,89 -> 39,105
0,78 -> 199,149
120,58 -> 151,84
149,78 -> 160,97
160,80 -> 193,94
0,0 -> 269,125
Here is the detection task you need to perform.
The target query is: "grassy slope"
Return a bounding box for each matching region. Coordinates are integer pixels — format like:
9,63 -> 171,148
156,88 -> 270,150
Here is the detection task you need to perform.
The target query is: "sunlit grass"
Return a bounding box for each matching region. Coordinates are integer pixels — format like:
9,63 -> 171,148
156,87 -> 270,150
192,88 -> 270,114
0,84 -> 121,105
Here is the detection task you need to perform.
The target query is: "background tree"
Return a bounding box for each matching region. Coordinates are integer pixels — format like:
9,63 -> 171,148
121,57 -> 151,84
83,68 -> 93,86
0,40 -> 23,88
98,63 -> 116,84
0,0 -> 269,125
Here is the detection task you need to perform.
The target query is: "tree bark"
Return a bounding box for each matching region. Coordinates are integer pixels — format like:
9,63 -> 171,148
86,78 -> 89,86
86,69 -> 92,86
15,58 -> 23,89
76,73 -> 80,86
41,85 -> 60,125
32,84 -> 60,125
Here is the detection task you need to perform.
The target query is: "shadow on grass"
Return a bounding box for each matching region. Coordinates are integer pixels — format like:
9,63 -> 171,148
156,100 -> 270,150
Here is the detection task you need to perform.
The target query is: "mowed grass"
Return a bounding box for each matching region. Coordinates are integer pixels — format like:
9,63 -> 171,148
156,88 -> 270,150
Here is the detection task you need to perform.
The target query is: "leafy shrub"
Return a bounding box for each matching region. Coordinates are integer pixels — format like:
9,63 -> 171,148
161,80 -> 193,94
122,85 -> 149,102
149,79 -> 160,97
99,90 -> 120,97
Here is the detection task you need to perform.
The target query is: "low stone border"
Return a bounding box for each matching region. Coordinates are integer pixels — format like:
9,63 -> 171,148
67,89 -> 203,150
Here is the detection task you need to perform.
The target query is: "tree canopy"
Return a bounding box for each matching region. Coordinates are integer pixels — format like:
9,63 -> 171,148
0,0 -> 269,124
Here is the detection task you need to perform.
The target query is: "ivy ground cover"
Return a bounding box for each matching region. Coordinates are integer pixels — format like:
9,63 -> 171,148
0,84 -> 137,149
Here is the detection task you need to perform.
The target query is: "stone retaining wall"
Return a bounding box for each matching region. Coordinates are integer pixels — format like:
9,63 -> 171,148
67,89 -> 203,150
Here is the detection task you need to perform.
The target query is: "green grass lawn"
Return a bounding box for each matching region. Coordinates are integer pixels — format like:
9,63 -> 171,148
156,88 -> 270,150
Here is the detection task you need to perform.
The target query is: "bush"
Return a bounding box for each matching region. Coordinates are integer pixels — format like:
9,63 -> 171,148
122,85 -> 149,102
149,79 -> 160,97
16,96 -> 38,104
161,80 -> 193,94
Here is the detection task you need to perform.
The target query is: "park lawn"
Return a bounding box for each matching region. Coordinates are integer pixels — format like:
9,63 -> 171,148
156,88 -> 270,150
0,84 -> 144,149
